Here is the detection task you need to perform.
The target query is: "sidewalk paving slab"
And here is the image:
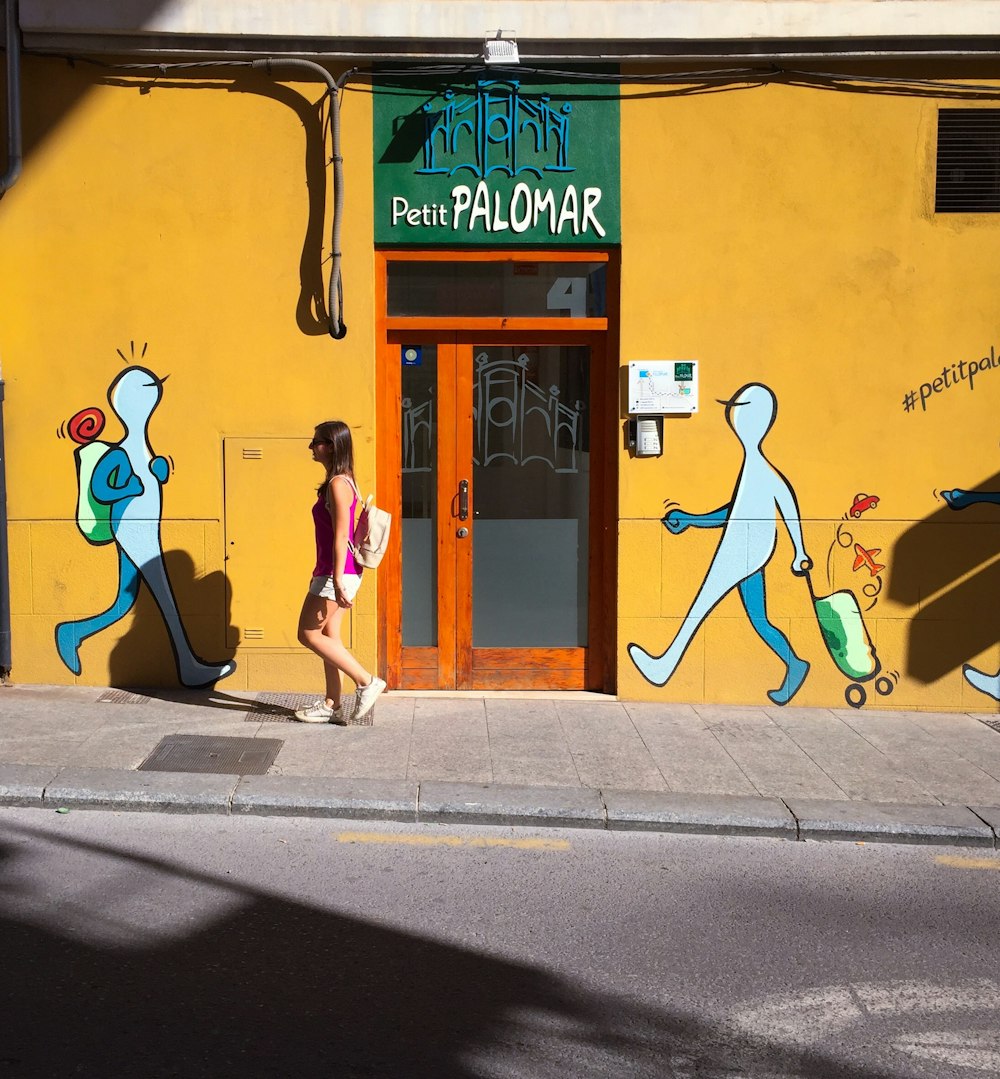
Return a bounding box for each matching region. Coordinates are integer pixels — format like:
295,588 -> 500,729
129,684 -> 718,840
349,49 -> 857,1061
2,684 -> 1000,846
417,781 -> 606,828
43,766 -> 237,814
695,707 -> 849,801
765,708 -> 938,804
623,703 -> 760,796
0,763 -> 62,808
233,775 -> 418,821
603,790 -> 797,838
785,797 -> 996,847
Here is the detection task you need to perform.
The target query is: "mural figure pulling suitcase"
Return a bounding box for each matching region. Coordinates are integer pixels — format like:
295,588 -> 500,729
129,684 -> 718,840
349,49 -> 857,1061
627,382 -> 812,706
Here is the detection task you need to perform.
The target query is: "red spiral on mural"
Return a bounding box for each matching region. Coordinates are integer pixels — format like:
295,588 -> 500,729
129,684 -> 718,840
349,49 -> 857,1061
67,407 -> 106,445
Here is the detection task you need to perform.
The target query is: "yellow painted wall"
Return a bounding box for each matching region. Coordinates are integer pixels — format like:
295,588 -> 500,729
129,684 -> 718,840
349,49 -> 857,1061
0,57 -> 377,692
619,74 -> 999,712
1,56 -> 997,713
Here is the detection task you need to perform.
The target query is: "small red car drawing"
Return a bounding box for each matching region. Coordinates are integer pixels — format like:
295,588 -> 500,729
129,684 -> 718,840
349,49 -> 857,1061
850,493 -> 879,519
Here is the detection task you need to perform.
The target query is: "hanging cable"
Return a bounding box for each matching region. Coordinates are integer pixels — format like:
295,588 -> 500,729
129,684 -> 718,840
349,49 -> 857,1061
249,58 -> 347,339
86,56 -> 349,338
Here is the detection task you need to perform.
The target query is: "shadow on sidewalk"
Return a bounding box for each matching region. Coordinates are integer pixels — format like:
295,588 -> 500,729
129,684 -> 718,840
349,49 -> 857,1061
107,550 -> 243,711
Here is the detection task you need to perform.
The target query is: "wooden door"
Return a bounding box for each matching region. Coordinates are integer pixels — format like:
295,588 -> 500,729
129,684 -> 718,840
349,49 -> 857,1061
381,332 -> 609,690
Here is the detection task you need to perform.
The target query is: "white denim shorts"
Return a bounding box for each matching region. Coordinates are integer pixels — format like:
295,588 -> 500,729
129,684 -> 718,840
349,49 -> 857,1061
309,573 -> 362,602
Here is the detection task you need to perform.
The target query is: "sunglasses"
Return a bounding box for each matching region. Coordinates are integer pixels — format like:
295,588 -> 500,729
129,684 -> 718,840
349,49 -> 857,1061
309,438 -> 332,449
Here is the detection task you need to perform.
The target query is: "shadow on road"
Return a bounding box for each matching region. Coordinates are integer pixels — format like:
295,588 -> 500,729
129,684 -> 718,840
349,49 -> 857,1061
0,821 -> 899,1079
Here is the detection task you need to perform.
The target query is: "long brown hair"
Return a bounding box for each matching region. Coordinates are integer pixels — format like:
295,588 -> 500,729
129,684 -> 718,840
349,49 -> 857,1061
314,419 -> 356,497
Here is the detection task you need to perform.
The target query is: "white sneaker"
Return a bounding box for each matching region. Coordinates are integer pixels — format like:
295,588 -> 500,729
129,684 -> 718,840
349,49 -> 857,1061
354,677 -> 386,720
294,699 -> 343,723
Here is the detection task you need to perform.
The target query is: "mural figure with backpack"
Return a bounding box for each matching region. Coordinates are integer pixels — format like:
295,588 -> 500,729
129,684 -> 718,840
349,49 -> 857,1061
54,361 -> 236,687
628,382 -> 812,706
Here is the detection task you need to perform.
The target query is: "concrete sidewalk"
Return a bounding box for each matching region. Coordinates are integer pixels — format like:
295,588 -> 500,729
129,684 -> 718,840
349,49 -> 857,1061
1,683 -> 999,846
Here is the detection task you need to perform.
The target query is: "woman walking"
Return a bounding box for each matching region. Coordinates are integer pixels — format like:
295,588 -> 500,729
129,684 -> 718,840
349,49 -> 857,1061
294,420 -> 386,723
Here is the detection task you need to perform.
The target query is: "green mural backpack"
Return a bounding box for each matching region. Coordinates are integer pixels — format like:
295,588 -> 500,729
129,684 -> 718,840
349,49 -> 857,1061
75,441 -> 115,545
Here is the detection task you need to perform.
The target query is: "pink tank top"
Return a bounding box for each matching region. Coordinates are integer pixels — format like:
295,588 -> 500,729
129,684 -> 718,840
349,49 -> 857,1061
311,479 -> 359,578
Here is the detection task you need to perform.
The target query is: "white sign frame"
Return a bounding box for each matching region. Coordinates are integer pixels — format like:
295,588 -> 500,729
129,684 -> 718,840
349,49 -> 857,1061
627,361 -> 699,414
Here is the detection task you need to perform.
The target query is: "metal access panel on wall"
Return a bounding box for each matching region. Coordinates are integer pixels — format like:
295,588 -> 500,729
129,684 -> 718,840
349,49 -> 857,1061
223,438 -> 350,649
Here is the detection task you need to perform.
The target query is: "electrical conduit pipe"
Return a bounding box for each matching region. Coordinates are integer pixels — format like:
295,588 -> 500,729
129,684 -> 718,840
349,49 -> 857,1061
0,0 -> 21,679
250,57 -> 346,339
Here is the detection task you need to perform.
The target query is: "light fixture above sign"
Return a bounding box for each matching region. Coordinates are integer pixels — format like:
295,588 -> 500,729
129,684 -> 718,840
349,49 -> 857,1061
483,30 -> 519,65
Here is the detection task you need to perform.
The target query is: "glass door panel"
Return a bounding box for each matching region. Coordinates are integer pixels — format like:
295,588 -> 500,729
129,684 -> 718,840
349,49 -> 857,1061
470,346 -> 590,647
401,346 -> 438,647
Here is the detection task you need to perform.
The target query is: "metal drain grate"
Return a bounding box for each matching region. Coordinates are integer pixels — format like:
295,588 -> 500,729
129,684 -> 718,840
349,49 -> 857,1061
979,718 -> 1000,734
97,689 -> 151,704
246,691 -> 373,726
138,734 -> 283,775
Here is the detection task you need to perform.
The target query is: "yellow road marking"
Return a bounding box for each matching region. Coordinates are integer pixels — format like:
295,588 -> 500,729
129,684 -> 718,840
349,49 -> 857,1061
935,854 -> 1000,870
335,831 -> 570,851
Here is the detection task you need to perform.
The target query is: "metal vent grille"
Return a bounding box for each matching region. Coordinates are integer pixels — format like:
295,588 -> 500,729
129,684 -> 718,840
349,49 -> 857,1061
247,691 -> 374,726
138,734 -> 283,775
936,109 -> 1000,213
97,689 -> 151,704
242,447 -> 263,459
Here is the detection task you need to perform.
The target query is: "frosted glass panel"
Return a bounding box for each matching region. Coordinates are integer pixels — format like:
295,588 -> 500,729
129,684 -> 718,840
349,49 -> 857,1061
402,520 -> 435,646
473,520 -> 587,646
471,345 -> 590,647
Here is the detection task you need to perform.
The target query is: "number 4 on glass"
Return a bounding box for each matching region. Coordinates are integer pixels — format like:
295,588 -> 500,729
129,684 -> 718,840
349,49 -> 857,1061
546,277 -> 586,318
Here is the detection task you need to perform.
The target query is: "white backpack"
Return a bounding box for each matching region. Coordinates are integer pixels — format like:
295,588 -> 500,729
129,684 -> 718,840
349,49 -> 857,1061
346,479 -> 392,569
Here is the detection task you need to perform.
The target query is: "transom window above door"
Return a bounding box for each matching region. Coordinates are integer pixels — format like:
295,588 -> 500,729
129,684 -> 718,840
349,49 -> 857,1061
386,260 -> 607,318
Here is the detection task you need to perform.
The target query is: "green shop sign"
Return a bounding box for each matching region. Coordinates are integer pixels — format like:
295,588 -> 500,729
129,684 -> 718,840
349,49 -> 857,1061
373,73 -> 620,245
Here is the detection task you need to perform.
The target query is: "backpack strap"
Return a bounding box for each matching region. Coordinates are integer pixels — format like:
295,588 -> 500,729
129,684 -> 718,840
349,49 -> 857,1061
332,473 -> 362,503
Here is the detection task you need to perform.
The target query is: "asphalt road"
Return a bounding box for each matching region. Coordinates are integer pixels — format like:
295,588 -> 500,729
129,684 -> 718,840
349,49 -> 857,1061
1,808 -> 998,1078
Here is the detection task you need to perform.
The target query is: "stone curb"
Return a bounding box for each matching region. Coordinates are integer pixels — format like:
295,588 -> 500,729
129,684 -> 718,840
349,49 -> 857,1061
417,781 -> 606,829
0,765 -> 997,848
232,775 -> 419,821
971,805 -> 1000,838
0,763 -> 63,808
42,766 -> 237,814
604,790 -> 797,838
786,797 -> 996,847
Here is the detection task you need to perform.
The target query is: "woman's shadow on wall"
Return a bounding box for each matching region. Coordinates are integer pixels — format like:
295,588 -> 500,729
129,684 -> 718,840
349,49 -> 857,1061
889,469 -> 1000,688
107,549 -> 246,709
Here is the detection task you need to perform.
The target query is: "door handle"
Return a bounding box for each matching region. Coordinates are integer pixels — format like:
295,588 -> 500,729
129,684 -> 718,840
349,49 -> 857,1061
458,479 -> 469,521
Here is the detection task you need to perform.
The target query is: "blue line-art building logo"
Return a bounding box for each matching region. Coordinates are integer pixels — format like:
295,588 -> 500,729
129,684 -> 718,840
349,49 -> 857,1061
418,80 -> 574,180
374,73 -> 620,244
